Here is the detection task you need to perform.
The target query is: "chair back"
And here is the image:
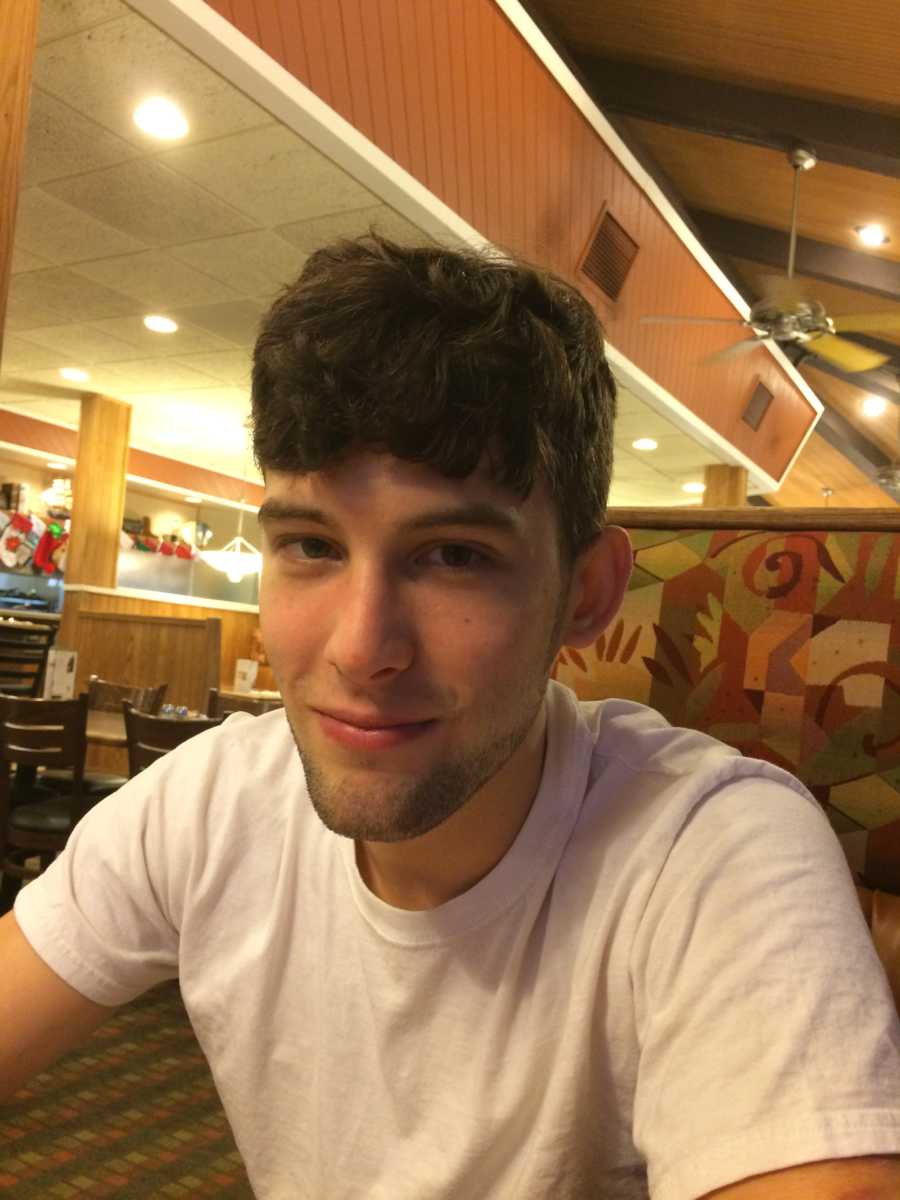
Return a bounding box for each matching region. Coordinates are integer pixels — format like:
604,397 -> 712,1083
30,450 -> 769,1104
0,619 -> 57,697
88,675 -> 167,714
123,701 -> 223,776
0,693 -> 89,811
207,686 -> 283,718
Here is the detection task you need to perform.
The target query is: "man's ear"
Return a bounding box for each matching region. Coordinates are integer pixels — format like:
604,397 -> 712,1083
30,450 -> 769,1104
560,525 -> 633,649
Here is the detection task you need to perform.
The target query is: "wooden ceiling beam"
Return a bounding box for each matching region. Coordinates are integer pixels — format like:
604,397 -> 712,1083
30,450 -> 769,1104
579,54 -> 900,181
689,209 -> 900,302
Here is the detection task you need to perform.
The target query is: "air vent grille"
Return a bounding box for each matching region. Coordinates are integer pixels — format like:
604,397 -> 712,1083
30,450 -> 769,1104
580,211 -> 638,301
743,381 -> 774,431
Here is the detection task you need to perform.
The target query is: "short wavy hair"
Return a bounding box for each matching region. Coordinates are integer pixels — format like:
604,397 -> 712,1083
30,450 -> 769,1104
251,232 -> 616,566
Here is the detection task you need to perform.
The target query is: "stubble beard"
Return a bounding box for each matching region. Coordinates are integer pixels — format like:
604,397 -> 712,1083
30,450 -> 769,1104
289,570 -> 571,843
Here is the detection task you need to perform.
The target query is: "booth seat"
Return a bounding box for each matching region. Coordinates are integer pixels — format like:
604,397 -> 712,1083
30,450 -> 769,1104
553,509 -> 900,1009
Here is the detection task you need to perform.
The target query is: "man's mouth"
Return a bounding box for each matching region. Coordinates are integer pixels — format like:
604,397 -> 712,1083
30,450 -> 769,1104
313,708 -> 438,750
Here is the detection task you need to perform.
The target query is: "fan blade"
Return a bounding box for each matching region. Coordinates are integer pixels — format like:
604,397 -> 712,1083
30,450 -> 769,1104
832,312 -> 900,334
805,333 -> 890,373
702,337 -> 775,366
640,315 -> 747,326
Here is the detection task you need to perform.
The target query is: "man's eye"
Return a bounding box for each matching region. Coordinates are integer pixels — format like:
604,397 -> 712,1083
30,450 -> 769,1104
427,544 -> 486,569
284,536 -> 336,560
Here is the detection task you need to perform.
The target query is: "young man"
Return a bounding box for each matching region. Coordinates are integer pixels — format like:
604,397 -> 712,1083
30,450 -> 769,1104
2,235 -> 899,1199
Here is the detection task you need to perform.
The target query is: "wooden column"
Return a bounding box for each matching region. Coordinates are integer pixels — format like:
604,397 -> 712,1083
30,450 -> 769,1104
65,393 -> 132,587
0,0 -> 40,359
703,464 -> 748,507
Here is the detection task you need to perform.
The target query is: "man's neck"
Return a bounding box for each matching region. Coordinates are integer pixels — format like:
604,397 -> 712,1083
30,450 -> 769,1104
355,707 -> 549,911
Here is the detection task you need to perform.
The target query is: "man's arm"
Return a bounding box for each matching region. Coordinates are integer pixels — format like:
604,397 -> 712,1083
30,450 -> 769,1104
698,1154 -> 900,1198
0,910 -> 116,1103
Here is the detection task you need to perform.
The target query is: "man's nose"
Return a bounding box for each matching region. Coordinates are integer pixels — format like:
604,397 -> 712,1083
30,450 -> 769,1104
325,567 -> 416,684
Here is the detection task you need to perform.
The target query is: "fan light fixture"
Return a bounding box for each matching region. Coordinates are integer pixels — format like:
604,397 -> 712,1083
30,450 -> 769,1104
133,97 -> 189,140
855,224 -> 890,247
144,314 -> 178,334
862,395 -> 887,417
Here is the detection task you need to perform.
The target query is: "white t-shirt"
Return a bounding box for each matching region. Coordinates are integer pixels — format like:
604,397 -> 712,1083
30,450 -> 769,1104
14,681 -> 900,1200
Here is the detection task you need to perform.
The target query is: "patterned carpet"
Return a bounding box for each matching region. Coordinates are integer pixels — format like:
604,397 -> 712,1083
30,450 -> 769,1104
0,980 -> 253,1197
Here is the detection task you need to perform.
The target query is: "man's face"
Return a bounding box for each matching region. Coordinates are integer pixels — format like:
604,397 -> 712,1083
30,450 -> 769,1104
258,452 -> 575,843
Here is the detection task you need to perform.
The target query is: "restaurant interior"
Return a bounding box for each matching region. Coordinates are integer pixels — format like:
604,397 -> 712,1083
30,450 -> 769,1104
2,0 -> 900,1194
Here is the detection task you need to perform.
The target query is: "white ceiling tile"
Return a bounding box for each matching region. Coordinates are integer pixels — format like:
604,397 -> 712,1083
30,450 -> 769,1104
92,359 -> 223,393
614,409 -> 687,442
11,246 -> 54,274
4,365 -> 132,394
37,0 -> 130,45
72,251 -> 242,307
0,398 -> 80,428
166,299 -> 268,347
22,88 -> 138,187
33,13 -> 274,147
42,158 -> 257,247
0,335 -> 70,374
276,203 -> 432,254
160,126 -> 376,227
170,350 -> 252,387
11,322 -> 146,365
167,231 -> 308,298
647,435 -> 720,472
8,268 -> 141,327
16,187 -> 147,265
88,315 -> 237,356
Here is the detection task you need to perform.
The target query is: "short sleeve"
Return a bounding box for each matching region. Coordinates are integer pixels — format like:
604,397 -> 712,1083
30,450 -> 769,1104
14,765 -> 185,1006
630,775 -> 900,1200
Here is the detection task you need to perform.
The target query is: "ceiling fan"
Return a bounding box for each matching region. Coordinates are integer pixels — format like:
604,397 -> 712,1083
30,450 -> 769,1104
640,146 -> 900,373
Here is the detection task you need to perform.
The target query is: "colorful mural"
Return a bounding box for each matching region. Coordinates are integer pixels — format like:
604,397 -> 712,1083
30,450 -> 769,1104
553,528 -> 900,834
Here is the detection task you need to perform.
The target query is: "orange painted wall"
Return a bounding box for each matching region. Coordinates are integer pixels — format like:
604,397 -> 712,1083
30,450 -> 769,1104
202,0 -> 816,481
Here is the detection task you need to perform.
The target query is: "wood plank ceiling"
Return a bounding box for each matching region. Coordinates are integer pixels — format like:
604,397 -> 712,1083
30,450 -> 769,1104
530,0 -> 900,507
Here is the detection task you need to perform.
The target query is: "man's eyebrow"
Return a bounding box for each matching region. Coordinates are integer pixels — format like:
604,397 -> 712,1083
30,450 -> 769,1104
257,499 -> 522,535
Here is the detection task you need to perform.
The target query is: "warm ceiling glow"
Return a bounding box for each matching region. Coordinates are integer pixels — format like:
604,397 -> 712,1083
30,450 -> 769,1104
46,460 -> 68,470
855,223 -> 890,247
183,493 -> 202,503
133,97 -> 189,140
631,438 -> 658,451
144,314 -> 178,334
59,367 -> 90,382
682,481 -> 706,494
862,395 -> 887,417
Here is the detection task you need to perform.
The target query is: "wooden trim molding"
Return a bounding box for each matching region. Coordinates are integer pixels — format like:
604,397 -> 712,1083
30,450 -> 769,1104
607,506 -> 900,531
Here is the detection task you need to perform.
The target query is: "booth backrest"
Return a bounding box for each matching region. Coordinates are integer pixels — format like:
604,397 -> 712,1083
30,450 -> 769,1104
553,512 -> 900,839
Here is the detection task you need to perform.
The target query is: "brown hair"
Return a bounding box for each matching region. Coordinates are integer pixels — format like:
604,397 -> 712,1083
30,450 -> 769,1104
251,232 -> 616,566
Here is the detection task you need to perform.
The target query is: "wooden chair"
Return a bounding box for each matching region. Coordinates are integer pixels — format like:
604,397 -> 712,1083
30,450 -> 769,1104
207,686 -> 283,718
41,676 -> 168,798
0,619 -> 57,697
0,693 -> 89,911
123,702 -> 223,777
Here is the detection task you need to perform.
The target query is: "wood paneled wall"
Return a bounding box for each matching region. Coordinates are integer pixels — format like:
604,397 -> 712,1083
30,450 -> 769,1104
201,0 -> 816,482
59,589 -> 261,703
0,0 -> 39,361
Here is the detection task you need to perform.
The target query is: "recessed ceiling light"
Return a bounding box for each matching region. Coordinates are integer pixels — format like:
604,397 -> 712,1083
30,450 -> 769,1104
855,223 -> 890,247
59,367 -> 90,382
682,481 -> 706,494
183,493 -> 202,504
133,97 -> 189,140
862,395 -> 887,417
46,460 -> 68,470
144,314 -> 178,334
631,438 -> 658,451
